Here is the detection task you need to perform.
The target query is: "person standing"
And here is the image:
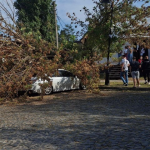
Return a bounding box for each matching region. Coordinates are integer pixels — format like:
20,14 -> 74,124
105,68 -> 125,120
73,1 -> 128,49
142,56 -> 150,84
123,46 -> 128,58
138,56 -> 143,64
130,57 -> 141,88
133,47 -> 138,59
120,55 -> 130,86
140,46 -> 145,58
127,45 -> 133,63
138,56 -> 143,76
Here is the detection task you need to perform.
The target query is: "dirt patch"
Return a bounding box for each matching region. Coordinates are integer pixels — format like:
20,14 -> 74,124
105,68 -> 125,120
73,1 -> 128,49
2,89 -> 148,106
2,90 -> 115,106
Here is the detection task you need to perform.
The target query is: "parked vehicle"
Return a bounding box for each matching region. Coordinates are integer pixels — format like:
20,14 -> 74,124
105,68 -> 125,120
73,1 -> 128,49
28,69 -> 86,95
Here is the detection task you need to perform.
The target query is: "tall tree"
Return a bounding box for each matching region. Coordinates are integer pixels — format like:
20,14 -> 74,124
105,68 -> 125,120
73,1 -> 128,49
59,24 -> 77,49
68,0 -> 150,57
14,0 -> 55,42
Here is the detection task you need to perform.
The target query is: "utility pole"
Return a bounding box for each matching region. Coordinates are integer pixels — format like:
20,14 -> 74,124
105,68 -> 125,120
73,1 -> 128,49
53,1 -> 58,49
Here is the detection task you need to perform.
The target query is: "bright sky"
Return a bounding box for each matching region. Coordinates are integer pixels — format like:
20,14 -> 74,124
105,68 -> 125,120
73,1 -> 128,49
56,0 -> 97,31
0,0 -> 149,34
0,0 -> 96,33
55,0 -> 150,33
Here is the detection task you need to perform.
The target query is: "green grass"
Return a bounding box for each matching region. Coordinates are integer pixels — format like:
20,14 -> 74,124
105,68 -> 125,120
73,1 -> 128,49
100,77 -> 150,88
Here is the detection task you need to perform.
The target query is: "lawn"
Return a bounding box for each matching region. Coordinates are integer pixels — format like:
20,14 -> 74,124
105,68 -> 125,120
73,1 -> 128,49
100,77 -> 150,88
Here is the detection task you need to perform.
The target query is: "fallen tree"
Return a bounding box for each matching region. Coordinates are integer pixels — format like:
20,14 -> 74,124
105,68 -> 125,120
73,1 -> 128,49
0,1 -> 101,102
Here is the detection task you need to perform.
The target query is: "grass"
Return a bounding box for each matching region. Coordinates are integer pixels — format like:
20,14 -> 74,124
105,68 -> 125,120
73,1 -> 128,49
100,77 -> 150,88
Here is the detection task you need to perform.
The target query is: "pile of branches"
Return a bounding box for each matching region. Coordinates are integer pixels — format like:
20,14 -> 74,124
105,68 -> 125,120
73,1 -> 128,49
0,31 -> 62,100
0,3 -> 62,100
0,34 -> 101,101
0,1 -> 101,102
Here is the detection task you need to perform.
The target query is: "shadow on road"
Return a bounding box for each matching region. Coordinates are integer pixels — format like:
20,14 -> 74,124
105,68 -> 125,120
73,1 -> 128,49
1,91 -> 150,149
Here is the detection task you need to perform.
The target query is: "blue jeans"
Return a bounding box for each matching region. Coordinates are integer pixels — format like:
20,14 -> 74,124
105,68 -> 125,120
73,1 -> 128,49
120,70 -> 128,84
127,53 -> 133,63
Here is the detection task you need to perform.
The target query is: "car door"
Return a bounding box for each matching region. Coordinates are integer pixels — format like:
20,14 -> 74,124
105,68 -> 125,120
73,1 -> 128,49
64,71 -> 74,90
63,71 -> 80,90
52,70 -> 71,91
52,70 -> 64,92
60,70 -> 72,90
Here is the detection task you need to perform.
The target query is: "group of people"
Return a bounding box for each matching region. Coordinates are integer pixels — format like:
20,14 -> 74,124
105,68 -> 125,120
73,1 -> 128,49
120,53 -> 150,88
122,45 -> 133,63
121,45 -> 147,64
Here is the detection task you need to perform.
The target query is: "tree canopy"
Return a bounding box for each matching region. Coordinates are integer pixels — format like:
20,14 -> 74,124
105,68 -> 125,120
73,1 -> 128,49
59,24 -> 77,49
14,0 -> 55,42
68,0 -> 150,57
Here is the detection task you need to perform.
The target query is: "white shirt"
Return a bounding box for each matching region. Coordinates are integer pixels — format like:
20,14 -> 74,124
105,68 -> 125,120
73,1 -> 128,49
120,58 -> 130,71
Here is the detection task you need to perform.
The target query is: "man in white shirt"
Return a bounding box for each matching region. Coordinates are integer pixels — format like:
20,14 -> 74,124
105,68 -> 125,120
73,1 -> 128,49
120,55 -> 130,86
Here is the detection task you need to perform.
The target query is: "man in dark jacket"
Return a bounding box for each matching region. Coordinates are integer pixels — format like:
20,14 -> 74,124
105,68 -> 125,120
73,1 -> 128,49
142,56 -> 150,84
130,57 -> 141,87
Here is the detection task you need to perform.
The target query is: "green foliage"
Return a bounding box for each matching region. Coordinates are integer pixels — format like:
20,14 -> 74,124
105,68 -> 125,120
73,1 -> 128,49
14,0 -> 55,42
59,24 -> 77,49
67,0 -> 150,57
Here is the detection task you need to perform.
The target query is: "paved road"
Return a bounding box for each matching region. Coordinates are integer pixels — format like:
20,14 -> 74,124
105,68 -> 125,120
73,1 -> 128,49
0,91 -> 150,150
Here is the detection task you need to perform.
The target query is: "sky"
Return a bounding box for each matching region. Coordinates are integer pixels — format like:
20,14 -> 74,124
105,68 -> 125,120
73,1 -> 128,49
0,0 -> 96,34
55,0 -> 97,31
55,0 -> 150,36
0,0 -> 149,23
0,0 -> 149,35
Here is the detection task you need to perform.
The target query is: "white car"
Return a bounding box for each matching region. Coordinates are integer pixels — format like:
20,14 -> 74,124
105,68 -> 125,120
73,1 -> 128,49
29,69 -> 86,95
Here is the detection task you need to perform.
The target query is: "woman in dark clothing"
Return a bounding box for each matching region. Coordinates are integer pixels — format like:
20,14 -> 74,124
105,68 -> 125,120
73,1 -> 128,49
138,56 -> 143,77
142,56 -> 150,84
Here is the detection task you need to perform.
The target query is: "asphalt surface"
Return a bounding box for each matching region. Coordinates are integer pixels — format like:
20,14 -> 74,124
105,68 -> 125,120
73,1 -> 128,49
0,90 -> 150,150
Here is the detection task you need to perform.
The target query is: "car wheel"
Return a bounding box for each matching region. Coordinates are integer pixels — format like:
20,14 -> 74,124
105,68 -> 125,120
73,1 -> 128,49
80,83 -> 86,90
45,86 -> 53,95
